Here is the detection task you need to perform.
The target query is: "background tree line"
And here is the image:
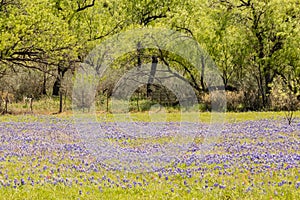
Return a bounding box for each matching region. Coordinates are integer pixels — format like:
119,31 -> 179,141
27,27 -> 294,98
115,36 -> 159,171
0,0 -> 299,113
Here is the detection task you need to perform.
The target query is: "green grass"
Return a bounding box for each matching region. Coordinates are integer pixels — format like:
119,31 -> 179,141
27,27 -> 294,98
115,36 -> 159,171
3,96 -> 299,123
1,110 -> 299,123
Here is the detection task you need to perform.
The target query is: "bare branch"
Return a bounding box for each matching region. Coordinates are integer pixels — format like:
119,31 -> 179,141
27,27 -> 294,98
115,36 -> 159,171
174,26 -> 194,38
76,0 -> 95,12
143,13 -> 167,26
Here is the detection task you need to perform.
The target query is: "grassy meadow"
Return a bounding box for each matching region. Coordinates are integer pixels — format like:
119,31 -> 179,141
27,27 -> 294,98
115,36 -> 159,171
0,101 -> 300,199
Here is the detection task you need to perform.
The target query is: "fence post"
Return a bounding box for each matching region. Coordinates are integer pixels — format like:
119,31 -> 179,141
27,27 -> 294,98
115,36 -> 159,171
30,98 -> 33,112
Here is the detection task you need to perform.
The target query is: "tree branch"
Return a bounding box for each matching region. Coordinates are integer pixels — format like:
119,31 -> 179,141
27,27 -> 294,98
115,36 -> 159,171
89,20 -> 124,41
174,26 -> 194,38
76,0 -> 95,12
143,13 -> 167,26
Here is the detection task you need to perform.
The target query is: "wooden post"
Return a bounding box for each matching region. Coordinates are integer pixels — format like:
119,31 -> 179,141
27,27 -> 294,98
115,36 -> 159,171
59,91 -> 63,113
136,92 -> 140,112
30,98 -> 33,112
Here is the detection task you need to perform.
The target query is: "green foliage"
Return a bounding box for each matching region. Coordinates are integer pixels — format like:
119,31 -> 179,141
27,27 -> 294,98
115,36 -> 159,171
0,0 -> 300,112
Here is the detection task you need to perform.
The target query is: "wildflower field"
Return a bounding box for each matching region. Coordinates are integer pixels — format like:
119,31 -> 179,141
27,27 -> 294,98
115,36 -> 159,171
0,112 -> 299,200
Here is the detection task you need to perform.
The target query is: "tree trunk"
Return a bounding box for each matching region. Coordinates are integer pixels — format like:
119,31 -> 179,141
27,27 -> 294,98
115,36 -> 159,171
200,55 -> 206,92
52,78 -> 60,96
4,95 -> 8,114
53,65 -> 68,113
147,56 -> 158,97
263,64 -> 274,108
137,41 -> 142,69
52,65 -> 68,96
256,64 -> 264,110
106,94 -> 109,113
42,72 -> 47,95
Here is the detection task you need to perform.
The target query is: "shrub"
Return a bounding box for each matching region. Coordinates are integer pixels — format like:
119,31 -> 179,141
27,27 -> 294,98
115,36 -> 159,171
270,76 -> 300,125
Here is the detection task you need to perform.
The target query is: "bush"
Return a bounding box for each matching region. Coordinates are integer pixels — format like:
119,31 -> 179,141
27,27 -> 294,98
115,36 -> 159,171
226,91 -> 245,112
201,91 -> 244,112
270,76 -> 300,124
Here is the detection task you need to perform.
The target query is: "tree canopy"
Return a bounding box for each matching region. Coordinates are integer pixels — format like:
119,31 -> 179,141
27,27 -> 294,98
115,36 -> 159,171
0,0 -> 299,112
